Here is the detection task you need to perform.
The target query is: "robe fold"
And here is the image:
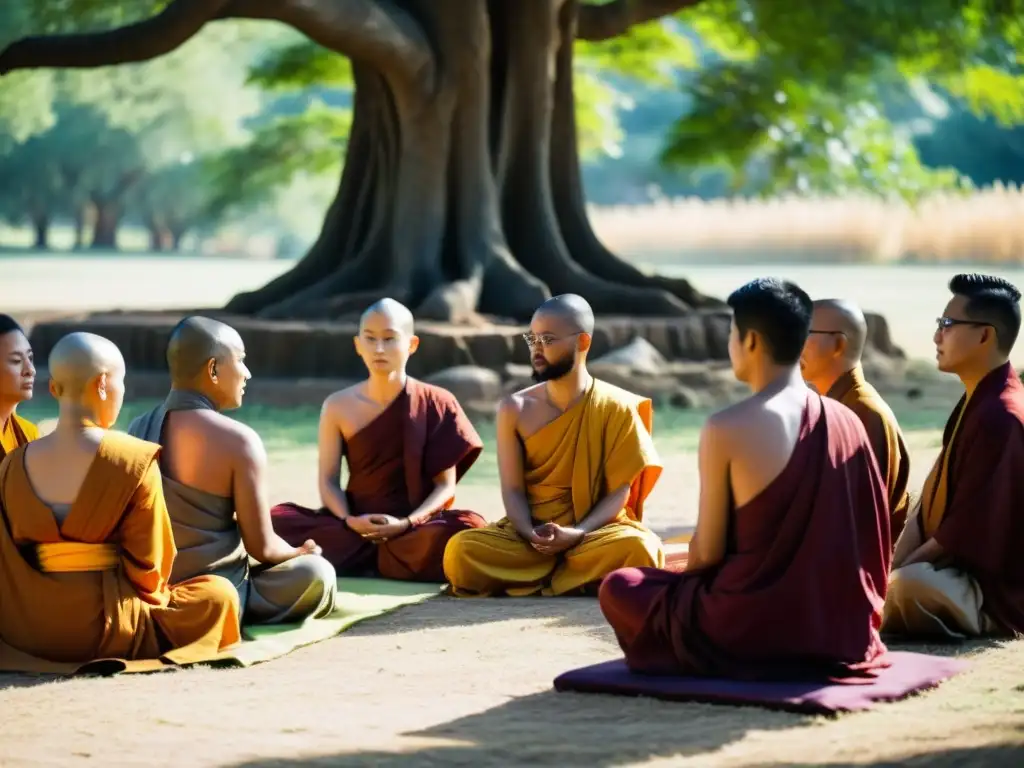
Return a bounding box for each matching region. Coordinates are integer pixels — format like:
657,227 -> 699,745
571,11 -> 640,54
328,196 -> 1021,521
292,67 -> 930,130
827,366 -> 911,538
443,379 -> 665,597
128,392 -> 338,624
0,432 -> 241,674
886,362 -> 1024,636
272,378 -> 486,583
0,413 -> 38,463
599,392 -> 891,680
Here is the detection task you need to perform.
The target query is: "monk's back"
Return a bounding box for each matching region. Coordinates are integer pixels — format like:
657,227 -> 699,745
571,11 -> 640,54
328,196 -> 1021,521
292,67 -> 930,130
160,409 -> 239,497
724,385 -> 807,508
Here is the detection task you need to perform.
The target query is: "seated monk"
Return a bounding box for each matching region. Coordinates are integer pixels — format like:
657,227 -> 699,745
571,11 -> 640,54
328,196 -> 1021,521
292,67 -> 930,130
272,299 -> 486,583
0,314 -> 38,461
127,316 -> 337,625
0,332 -> 240,672
884,274 -> 1024,639
801,298 -> 911,538
443,294 -> 664,597
599,278 -> 891,679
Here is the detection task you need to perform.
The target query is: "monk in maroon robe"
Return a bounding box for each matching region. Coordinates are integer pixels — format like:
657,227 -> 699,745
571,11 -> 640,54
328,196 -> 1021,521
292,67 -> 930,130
600,278 -> 891,680
272,299 -> 485,582
885,274 -> 1024,638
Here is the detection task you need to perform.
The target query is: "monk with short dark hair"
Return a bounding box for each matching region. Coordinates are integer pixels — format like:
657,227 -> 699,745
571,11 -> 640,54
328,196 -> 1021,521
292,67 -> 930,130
0,332 -> 240,672
0,314 -> 38,461
801,298 -> 911,537
884,273 -> 1024,639
128,316 -> 338,625
443,294 -> 664,597
600,278 -> 891,679
272,298 -> 486,583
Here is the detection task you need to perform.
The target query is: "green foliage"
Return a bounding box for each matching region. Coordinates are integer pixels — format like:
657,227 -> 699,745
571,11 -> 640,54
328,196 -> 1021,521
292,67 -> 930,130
660,0 -> 1024,199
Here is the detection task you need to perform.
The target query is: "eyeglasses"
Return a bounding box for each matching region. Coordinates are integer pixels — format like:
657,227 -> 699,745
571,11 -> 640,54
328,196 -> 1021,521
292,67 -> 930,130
935,317 -> 993,332
808,330 -> 847,337
522,332 -> 582,348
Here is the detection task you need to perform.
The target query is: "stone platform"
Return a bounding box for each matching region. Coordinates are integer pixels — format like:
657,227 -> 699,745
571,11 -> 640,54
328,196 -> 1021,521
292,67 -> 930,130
22,309 -> 904,410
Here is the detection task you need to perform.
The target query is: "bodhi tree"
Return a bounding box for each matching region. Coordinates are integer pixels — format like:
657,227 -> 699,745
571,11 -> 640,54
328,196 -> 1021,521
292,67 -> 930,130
3,1 -> 1024,321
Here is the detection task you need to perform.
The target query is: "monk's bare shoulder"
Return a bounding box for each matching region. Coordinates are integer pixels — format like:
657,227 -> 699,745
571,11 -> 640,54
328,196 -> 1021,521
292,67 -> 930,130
200,410 -> 267,462
498,384 -> 545,432
320,382 -> 366,429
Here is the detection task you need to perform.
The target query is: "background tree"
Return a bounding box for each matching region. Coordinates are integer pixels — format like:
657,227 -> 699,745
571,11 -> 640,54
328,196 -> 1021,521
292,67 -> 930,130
3,1 -> 1024,321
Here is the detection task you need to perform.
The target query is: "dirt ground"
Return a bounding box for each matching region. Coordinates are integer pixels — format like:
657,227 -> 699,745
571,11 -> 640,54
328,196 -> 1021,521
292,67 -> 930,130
4,433 -> 1024,768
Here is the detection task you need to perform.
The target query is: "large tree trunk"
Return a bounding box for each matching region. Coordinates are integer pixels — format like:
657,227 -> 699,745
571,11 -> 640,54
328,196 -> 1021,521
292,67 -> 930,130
1,0 -> 714,321
30,208 -> 50,250
90,199 -> 120,250
226,0 -> 716,321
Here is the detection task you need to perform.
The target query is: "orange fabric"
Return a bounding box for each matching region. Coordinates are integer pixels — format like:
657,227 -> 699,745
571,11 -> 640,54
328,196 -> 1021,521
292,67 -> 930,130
0,432 -> 241,674
0,413 -> 38,462
828,367 -> 911,538
36,542 -> 119,572
920,390 -> 973,539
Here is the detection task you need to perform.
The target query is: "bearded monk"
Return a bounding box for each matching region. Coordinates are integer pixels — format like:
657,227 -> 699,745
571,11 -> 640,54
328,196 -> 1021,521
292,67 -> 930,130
0,315 -> 38,461
801,299 -> 911,538
884,274 -> 1024,639
599,279 -> 891,679
0,332 -> 240,673
272,299 -> 485,583
443,294 -> 664,597
127,316 -> 337,625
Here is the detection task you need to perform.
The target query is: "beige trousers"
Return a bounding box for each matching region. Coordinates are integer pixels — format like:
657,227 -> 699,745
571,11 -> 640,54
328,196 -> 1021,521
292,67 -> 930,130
882,562 -> 995,638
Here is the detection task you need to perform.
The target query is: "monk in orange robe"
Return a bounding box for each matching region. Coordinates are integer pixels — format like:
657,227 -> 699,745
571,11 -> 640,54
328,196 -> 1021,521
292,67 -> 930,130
600,279 -> 891,679
885,274 -> 1024,639
0,332 -> 241,674
273,299 -> 486,583
443,294 -> 664,597
801,299 -> 911,537
0,314 -> 38,461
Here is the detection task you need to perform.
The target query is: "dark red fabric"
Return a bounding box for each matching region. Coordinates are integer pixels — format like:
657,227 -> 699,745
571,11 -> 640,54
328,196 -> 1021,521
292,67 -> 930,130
600,392 -> 892,681
271,378 -> 485,581
930,362 -> 1024,635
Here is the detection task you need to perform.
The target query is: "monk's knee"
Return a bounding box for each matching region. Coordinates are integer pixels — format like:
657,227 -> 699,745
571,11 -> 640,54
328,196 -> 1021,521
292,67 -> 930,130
887,562 -> 935,600
598,568 -> 645,617
442,528 -> 478,581
616,531 -> 663,569
289,553 -> 338,592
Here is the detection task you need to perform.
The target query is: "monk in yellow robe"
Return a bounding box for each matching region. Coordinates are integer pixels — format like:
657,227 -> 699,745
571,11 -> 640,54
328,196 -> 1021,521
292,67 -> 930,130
885,274 -> 1024,639
0,332 -> 241,674
0,314 -> 38,461
801,299 -> 910,536
444,294 -> 664,597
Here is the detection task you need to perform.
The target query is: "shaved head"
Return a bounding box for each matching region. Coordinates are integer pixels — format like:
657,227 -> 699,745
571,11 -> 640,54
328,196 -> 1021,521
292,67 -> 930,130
812,299 -> 867,362
49,332 -> 124,397
360,298 -> 414,336
533,294 -> 595,335
166,316 -> 243,385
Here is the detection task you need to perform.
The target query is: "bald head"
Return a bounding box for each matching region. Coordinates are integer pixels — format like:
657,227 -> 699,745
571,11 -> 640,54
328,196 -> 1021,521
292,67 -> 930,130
166,316 -> 243,385
360,298 -> 414,336
812,299 -> 867,362
533,294 -> 595,335
49,332 -> 124,397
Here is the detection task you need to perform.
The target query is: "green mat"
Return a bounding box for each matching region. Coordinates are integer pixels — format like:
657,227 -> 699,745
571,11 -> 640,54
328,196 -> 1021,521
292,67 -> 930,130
219,577 -> 445,667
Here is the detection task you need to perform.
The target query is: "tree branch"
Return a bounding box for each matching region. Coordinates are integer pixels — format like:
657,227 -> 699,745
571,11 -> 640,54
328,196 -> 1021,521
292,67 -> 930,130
576,0 -> 704,41
0,0 -> 434,93
0,0 -> 232,74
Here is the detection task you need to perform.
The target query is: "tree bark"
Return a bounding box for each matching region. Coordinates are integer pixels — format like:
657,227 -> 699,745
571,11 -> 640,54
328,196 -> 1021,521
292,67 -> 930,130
1,0 -> 715,321
91,200 -> 120,249
30,210 -> 50,250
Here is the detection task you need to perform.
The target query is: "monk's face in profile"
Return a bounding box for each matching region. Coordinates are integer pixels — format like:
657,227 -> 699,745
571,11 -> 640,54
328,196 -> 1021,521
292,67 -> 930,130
355,311 -> 418,376
0,329 -> 35,405
727,319 -> 757,382
800,309 -> 844,389
526,311 -> 586,383
209,339 -> 251,411
935,295 -> 990,375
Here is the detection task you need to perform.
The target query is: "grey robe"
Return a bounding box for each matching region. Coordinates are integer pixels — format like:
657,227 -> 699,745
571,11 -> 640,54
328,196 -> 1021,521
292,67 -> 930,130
128,391 -> 337,625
